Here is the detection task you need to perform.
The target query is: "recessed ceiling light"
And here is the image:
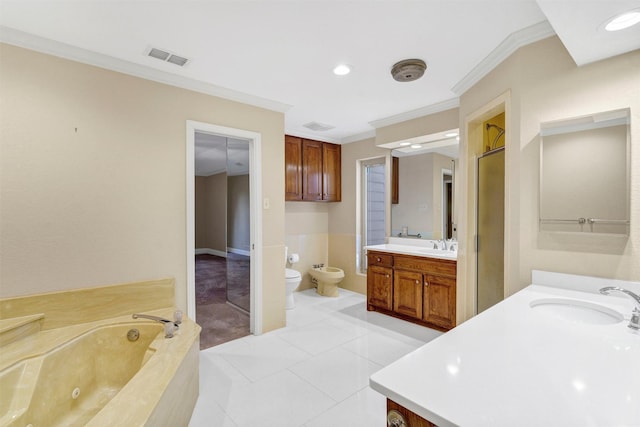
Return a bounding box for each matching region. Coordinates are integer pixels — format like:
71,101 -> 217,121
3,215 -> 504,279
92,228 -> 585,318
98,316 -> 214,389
333,64 -> 351,76
399,142 -> 411,146
604,10 -> 640,31
445,132 -> 458,138
410,144 -> 422,149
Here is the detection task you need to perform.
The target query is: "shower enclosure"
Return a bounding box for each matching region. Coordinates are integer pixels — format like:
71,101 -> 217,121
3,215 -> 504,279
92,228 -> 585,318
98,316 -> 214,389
476,123 -> 505,314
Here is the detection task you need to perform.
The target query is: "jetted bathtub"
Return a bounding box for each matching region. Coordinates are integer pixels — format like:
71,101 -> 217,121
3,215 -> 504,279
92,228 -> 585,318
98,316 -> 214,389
1,317 -> 200,427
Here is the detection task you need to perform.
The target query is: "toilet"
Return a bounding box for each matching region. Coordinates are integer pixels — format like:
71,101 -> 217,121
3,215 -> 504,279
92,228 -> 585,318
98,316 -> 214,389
285,248 -> 301,310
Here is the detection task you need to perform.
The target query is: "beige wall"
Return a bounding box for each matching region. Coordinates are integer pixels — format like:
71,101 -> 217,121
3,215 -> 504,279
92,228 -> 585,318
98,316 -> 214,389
376,108 -> 460,145
456,36 -> 640,321
0,44 -> 286,332
328,137 -> 389,294
284,202 -> 329,291
195,173 -> 227,252
227,174 -> 250,252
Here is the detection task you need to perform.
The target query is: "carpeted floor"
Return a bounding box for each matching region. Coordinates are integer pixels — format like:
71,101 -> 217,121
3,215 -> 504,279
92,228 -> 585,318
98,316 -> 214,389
195,253 -> 250,349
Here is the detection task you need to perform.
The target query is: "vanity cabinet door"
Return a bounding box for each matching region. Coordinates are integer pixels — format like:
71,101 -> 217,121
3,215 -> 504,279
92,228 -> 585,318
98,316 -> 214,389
285,135 -> 303,201
367,265 -> 393,311
322,142 -> 341,201
393,270 -> 423,320
423,274 -> 456,329
302,139 -> 323,201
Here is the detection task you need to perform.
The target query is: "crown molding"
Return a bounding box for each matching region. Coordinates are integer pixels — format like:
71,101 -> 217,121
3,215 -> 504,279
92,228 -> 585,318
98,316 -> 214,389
340,129 -> 377,144
284,128 -> 341,144
452,20 -> 556,96
0,26 -> 291,113
368,98 -> 460,130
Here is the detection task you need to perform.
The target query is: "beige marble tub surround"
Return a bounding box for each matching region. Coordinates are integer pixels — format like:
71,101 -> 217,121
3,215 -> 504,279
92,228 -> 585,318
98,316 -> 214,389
0,308 -> 201,427
0,278 -> 175,330
87,313 -> 201,427
0,314 -> 43,347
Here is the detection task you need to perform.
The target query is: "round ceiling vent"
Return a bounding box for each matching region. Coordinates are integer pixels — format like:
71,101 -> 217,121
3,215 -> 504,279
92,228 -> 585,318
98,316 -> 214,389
391,59 -> 427,82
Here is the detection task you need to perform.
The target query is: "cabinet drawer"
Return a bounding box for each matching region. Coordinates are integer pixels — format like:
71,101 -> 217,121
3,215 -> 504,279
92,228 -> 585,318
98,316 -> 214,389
367,252 -> 393,268
394,255 -> 456,277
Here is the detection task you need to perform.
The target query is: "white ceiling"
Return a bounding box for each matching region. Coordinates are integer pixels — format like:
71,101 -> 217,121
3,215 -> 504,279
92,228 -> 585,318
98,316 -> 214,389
1,1 -> 638,146
195,133 -> 250,176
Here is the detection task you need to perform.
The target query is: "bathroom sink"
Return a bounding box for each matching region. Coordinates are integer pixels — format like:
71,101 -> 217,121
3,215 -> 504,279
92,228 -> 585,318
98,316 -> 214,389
529,298 -> 623,325
417,248 -> 457,258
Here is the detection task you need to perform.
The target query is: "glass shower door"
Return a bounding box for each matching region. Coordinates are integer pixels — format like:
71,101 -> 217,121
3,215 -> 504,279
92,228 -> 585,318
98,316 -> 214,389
476,148 -> 505,313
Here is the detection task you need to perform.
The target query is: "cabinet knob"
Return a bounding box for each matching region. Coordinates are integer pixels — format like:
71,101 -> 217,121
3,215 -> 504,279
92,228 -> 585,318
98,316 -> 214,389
377,257 -> 381,262
425,281 -> 429,287
387,409 -> 407,427
386,274 -> 390,278
415,280 -> 419,284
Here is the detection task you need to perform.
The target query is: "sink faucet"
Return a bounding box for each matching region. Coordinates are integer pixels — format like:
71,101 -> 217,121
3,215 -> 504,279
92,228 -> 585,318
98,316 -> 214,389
599,287 -> 640,330
132,313 -> 181,338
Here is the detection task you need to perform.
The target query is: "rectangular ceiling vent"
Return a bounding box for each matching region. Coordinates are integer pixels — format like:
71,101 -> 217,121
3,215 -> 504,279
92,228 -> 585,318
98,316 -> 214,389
303,121 -> 335,132
147,47 -> 189,67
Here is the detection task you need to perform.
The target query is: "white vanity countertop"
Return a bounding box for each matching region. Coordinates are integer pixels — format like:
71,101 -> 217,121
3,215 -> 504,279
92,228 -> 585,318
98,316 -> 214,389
365,243 -> 457,261
370,283 -> 640,426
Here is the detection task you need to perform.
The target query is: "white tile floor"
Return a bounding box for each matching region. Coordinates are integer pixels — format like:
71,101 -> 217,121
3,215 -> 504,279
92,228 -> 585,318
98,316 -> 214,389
189,288 -> 442,427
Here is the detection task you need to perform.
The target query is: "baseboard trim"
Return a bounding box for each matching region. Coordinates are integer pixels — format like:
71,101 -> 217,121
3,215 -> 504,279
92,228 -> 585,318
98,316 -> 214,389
227,247 -> 250,257
195,248 -> 227,258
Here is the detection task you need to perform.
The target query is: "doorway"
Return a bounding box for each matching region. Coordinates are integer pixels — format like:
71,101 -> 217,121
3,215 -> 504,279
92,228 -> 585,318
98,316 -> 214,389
193,133 -> 251,348
186,121 -> 263,344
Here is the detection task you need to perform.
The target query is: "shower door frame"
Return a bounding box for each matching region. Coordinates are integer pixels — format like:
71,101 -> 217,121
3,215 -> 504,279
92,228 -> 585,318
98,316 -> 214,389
461,91 -> 513,322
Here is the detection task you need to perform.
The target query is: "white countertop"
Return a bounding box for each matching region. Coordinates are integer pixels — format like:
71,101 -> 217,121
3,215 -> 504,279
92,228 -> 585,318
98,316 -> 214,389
370,278 -> 640,426
366,243 -> 457,261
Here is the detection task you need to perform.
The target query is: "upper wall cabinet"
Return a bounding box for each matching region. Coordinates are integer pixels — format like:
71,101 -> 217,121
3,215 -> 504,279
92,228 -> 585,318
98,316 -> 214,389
285,135 -> 341,202
539,108 -> 630,235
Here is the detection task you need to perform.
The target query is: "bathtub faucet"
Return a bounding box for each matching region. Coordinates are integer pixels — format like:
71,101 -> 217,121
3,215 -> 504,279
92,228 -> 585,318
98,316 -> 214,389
132,313 -> 180,338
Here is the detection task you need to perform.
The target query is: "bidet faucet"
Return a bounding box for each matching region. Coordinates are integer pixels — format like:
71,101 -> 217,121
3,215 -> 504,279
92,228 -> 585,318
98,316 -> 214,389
132,313 -> 180,338
599,287 -> 640,331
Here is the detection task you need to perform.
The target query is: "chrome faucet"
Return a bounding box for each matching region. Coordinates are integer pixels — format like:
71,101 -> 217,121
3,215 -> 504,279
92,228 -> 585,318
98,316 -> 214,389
132,313 -> 181,338
599,287 -> 640,331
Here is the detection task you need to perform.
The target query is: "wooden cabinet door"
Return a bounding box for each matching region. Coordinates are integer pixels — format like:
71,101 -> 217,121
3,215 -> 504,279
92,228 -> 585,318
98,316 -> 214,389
302,139 -> 323,201
367,265 -> 393,311
423,274 -> 456,329
391,156 -> 399,204
393,270 -> 423,319
322,142 -> 341,201
285,135 -> 303,201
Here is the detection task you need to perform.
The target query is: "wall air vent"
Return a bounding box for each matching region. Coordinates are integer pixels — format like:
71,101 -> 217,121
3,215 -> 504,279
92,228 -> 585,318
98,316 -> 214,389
303,121 -> 335,132
147,47 -> 190,67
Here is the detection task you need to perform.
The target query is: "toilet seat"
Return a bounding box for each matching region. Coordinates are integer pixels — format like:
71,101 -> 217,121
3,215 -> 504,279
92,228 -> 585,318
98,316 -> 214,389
285,268 -> 301,279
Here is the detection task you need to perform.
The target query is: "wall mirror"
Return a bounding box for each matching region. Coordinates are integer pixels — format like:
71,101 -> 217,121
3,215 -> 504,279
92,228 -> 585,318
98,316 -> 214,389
539,108 -> 630,235
377,130 -> 459,240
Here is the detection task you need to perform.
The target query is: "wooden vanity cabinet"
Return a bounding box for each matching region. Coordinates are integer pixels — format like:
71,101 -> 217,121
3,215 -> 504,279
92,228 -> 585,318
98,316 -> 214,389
393,270 -> 423,319
367,252 -> 393,311
322,142 -> 341,201
387,399 -> 436,427
391,156 -> 399,204
302,139 -> 323,201
423,274 -> 456,329
285,135 -> 341,202
367,251 -> 456,331
285,135 -> 303,200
